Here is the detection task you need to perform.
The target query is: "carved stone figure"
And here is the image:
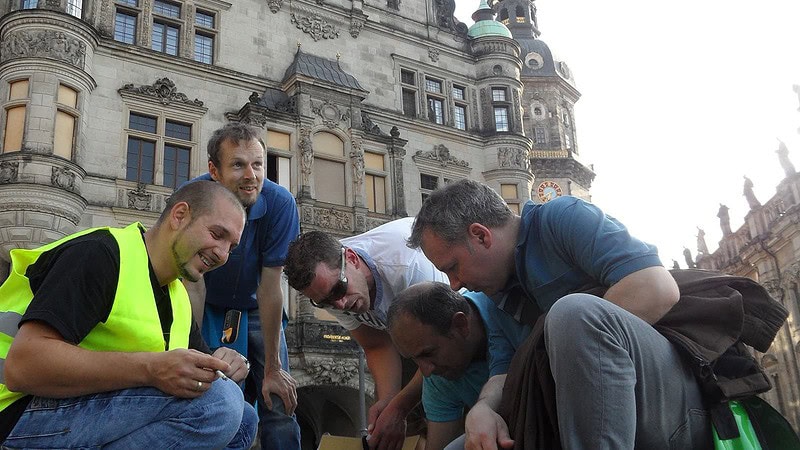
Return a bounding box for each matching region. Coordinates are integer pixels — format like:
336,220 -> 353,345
776,140 -> 796,178
0,161 -> 20,184
268,0 -> 283,13
351,151 -> 365,189
305,358 -> 358,386
299,127 -> 313,185
1,29 -> 86,69
717,204 -> 732,236
414,144 -> 469,168
51,167 -> 76,192
361,113 -> 386,136
743,176 -> 761,209
683,248 -> 696,269
497,147 -> 529,170
672,260 -> 680,270
127,184 -> 152,211
696,227 -> 709,255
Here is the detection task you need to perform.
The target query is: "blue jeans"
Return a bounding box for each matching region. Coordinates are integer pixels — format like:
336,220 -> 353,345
544,294 -> 712,449
244,308 -> 301,450
3,378 -> 258,449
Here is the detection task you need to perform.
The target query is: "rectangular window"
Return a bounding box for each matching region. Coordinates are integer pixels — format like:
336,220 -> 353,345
9,80 -> 29,100
129,113 -> 157,133
425,78 -> 442,94
152,21 -> 179,55
66,0 -> 82,17
3,107 -> 25,153
428,97 -> 444,124
401,69 -> 416,86
364,151 -> 386,214
194,33 -> 214,64
114,12 -> 137,44
501,183 -> 519,214
21,0 -> 38,8
153,0 -> 181,18
452,85 -> 465,100
165,119 -> 191,140
565,133 -> 572,150
492,88 -> 507,102
116,0 -> 138,6
454,105 -> 466,130
54,84 -> 79,160
163,144 -> 190,189
402,88 -> 416,118
126,137 -> 156,184
494,107 -> 509,132
195,10 -> 215,28
315,159 -> 346,204
420,174 -> 438,190
534,127 -> 546,145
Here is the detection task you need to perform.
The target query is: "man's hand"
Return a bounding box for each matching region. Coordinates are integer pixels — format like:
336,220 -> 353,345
367,398 -> 407,450
262,367 -> 298,415
464,402 -> 514,450
146,348 -> 230,399
211,347 -> 250,382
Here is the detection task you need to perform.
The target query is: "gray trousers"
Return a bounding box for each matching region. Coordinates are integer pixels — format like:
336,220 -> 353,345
545,293 -> 712,449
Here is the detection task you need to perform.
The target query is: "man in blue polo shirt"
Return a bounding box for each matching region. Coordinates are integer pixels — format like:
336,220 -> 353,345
386,282 -> 530,450
184,122 -> 301,449
408,179 -> 712,449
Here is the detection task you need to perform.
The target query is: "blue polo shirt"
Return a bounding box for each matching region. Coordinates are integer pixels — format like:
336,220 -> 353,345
190,173 -> 299,310
422,292 -> 531,423
499,196 -> 662,321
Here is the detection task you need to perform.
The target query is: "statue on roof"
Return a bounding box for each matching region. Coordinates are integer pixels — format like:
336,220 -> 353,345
717,204 -> 732,236
743,176 -> 761,209
777,140 -> 796,178
696,227 -> 709,255
683,248 -> 696,269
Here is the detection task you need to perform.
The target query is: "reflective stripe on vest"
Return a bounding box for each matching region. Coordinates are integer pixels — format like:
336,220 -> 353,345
0,222 -> 191,412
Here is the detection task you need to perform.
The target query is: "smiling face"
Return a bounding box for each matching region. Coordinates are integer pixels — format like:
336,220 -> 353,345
209,137 -> 264,207
390,311 -> 473,380
302,249 -> 372,313
170,196 -> 244,282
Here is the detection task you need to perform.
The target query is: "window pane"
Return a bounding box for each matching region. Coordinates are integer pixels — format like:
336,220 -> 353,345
452,86 -> 465,100
165,25 -> 179,55
425,79 -> 442,93
494,107 -> 509,132
22,0 -> 38,8
9,80 -> 29,101
313,132 -> 344,157
117,0 -> 138,6
420,173 -> 438,190
114,12 -> 136,44
507,203 -> 520,214
194,33 -> 214,64
165,120 -> 191,140
195,10 -> 215,28
501,184 -> 518,199
152,22 -> 179,55
401,69 -> 415,85
366,175 -> 387,213
267,130 -> 291,151
153,0 -> 180,18
428,97 -> 443,124
454,105 -> 466,130
54,110 -> 76,159
364,152 -> 384,171
492,88 -> 507,102
163,144 -> 190,189
534,127 -> 546,144
3,106 -> 26,152
129,113 -> 157,133
402,89 -> 416,118
57,84 -> 78,108
126,137 -> 155,184
67,0 -> 82,17
314,158 -> 346,204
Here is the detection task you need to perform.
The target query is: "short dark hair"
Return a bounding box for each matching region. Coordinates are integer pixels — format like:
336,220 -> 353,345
387,282 -> 472,335
408,179 -> 515,249
284,231 -> 342,291
207,122 -> 265,167
156,180 -> 244,226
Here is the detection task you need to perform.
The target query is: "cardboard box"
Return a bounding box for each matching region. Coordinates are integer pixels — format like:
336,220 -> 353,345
317,434 -> 421,450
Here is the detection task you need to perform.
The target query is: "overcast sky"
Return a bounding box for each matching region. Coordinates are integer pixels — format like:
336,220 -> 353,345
455,0 -> 800,267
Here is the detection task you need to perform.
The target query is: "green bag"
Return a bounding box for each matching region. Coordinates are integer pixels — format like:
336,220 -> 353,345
713,397 -> 800,450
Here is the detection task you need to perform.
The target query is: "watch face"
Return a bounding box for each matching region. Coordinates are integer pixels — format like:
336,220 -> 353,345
537,181 -> 562,202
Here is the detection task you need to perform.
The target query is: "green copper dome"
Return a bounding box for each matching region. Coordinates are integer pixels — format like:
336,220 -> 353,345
468,0 -> 512,38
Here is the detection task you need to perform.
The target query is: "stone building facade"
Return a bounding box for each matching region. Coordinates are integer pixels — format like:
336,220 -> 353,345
0,0 -> 593,446
694,137 -> 800,430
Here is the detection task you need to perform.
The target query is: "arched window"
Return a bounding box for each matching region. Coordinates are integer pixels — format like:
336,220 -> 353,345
498,8 -> 509,25
515,5 -> 525,23
313,132 -> 346,205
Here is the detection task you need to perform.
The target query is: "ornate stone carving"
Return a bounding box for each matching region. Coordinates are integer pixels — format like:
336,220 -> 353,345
119,78 -> 204,107
1,29 -> 86,69
761,279 -> 784,301
428,47 -> 440,63
311,207 -> 353,230
351,150 -> 365,196
361,112 -> 387,136
299,127 -> 313,186
311,100 -> 350,129
393,159 -> 406,216
290,13 -> 339,41
268,0 -> 283,13
414,144 -> 469,168
434,0 -> 467,34
366,217 -> 389,230
497,147 -> 530,171
513,89 -> 522,133
304,357 -> 358,385
350,11 -> 367,38
387,0 -> 400,10
127,183 -> 152,211
390,126 -> 400,138
51,167 -> 77,192
0,162 -> 20,184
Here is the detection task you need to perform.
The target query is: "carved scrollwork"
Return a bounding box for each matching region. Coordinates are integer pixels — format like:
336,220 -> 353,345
304,357 -> 358,385
428,47 -> 440,63
1,29 -> 86,69
309,207 -> 352,230
361,112 -> 387,136
0,162 -> 20,184
51,167 -> 77,192
311,100 -> 350,129
119,78 -> 204,107
497,147 -> 530,171
268,0 -> 283,13
350,12 -> 367,38
127,183 -> 152,211
290,13 -> 340,41
414,144 -> 469,168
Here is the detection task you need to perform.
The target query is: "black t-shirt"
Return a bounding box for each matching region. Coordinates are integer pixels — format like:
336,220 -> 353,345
0,229 -> 209,440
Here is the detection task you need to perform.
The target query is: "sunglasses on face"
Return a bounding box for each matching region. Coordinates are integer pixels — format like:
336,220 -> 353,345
309,247 -> 349,308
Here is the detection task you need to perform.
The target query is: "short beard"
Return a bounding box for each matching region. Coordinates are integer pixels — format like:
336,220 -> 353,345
172,239 -> 199,282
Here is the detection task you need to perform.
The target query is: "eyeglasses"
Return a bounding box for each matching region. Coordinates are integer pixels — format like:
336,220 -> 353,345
309,247 -> 349,308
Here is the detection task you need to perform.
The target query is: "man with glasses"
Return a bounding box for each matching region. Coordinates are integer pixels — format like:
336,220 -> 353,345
284,218 -> 447,450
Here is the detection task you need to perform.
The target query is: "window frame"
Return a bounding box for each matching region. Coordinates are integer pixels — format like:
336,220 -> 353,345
400,68 -> 418,118
2,79 -> 31,154
53,83 -> 80,160
363,150 -> 388,214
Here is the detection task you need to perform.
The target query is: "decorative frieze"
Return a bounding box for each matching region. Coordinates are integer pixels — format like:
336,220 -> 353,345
118,78 -> 204,107
414,144 -> 469,168
311,100 -> 350,129
0,162 -> 19,184
302,206 -> 353,231
497,147 -> 530,171
349,11 -> 367,38
51,167 -> 77,192
1,29 -> 86,69
304,357 -> 358,386
290,13 -> 339,41
127,183 -> 152,211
